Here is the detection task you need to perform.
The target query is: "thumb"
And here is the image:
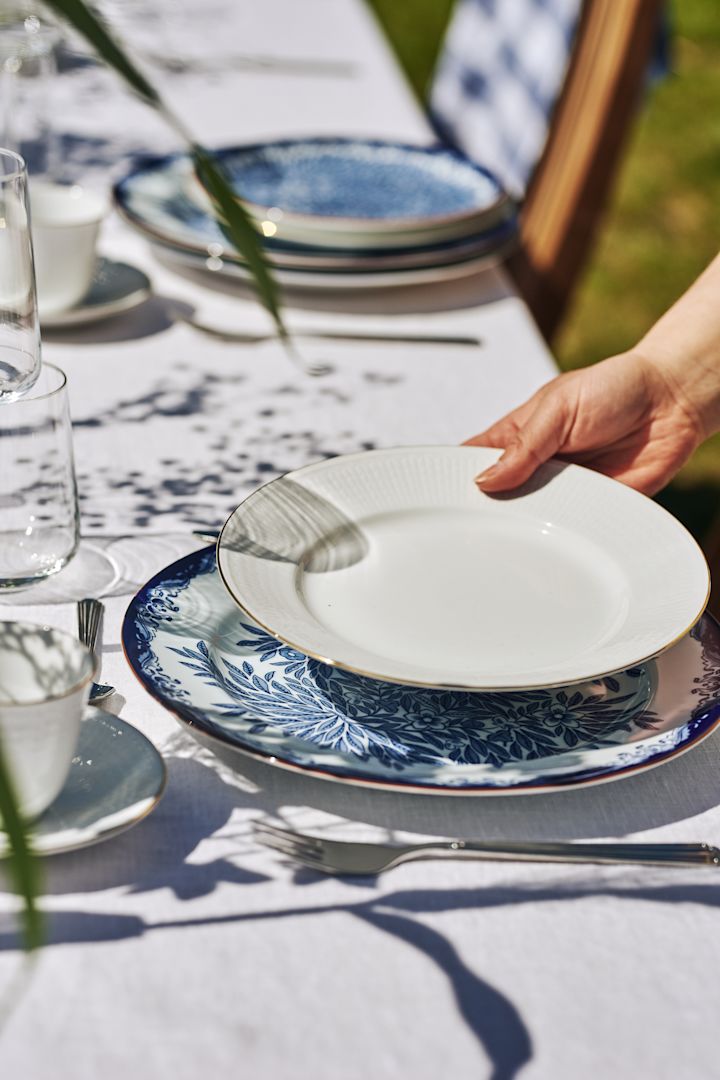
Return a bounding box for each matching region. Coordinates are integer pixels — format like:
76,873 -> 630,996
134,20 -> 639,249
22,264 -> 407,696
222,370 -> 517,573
474,401 -> 568,492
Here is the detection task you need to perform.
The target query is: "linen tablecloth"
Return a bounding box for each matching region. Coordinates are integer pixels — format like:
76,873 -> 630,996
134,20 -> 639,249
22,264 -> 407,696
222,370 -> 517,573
2,4 -> 719,1079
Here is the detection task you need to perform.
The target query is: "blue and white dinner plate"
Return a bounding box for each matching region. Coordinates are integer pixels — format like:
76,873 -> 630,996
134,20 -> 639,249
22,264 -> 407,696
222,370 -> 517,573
113,139 -> 515,257
122,548 -> 720,796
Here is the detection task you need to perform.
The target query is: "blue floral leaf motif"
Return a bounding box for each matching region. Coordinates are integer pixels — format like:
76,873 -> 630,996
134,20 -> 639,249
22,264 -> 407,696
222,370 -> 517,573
509,732 -> 528,753
604,677 -> 621,693
140,557 -> 661,772
126,549 -> 219,706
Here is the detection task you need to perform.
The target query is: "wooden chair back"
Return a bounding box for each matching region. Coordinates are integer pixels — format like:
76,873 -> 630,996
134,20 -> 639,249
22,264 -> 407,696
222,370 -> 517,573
507,0 -> 665,342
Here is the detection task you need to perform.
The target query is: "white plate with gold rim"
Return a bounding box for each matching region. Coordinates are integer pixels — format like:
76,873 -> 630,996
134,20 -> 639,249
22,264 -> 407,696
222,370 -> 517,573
217,446 -> 710,693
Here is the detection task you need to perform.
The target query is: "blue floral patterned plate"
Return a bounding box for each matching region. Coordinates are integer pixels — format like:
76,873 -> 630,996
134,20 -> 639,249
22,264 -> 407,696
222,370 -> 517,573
122,548 -> 720,795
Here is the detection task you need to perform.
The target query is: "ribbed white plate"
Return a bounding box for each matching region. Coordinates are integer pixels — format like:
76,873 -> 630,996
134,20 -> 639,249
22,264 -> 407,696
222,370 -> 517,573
217,447 -> 710,692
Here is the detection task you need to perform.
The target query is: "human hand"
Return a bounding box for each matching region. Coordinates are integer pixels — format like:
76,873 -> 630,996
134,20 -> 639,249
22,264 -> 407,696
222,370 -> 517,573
465,350 -> 708,496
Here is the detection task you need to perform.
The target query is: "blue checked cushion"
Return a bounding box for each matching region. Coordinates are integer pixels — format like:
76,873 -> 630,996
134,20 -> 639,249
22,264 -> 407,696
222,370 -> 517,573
429,0 -> 585,198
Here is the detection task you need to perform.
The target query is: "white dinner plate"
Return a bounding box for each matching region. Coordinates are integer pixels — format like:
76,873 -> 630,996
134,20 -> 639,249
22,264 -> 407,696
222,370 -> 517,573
217,446 -> 710,692
0,708 -> 166,856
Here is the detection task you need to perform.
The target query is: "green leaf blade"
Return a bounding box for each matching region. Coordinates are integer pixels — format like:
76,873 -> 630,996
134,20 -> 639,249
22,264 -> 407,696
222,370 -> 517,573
43,0 -> 160,108
0,736 -> 43,951
43,0 -> 286,338
191,147 -> 287,339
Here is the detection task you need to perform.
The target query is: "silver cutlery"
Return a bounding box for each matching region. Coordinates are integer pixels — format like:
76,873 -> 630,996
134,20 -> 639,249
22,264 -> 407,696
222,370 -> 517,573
254,821 -> 720,875
140,51 -> 358,78
77,598 -> 115,705
186,320 -> 484,348
193,530 -> 220,545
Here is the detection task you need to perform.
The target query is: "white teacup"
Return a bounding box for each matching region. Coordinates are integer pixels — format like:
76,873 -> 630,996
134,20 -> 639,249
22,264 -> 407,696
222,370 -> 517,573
30,182 -> 108,316
0,621 -> 96,819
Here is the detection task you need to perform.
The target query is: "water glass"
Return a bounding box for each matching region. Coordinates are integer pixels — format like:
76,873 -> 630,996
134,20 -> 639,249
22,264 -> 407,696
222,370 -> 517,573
0,148 -> 41,399
0,6 -> 60,178
0,363 -> 79,589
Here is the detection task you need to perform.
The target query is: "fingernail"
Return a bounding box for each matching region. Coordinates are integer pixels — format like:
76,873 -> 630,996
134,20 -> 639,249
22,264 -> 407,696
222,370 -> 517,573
475,465 -> 499,488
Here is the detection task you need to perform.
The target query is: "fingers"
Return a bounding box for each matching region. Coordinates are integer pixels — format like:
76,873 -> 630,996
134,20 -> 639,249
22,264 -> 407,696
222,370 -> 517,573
463,413 -> 524,450
472,393 -> 571,492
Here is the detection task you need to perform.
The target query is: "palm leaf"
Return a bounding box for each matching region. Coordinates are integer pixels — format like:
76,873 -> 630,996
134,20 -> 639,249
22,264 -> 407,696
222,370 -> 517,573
42,0 -> 286,337
191,145 -> 287,338
0,736 -> 43,951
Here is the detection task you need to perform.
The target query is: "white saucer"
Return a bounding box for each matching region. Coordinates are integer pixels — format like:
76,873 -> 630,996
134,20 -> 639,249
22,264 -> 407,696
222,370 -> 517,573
40,258 -> 152,329
0,708 -> 166,856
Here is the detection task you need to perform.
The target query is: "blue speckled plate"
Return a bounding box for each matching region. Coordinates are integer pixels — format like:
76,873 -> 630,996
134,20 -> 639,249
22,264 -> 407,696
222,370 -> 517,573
122,548 -> 720,795
114,139 -> 514,254
207,138 -> 508,226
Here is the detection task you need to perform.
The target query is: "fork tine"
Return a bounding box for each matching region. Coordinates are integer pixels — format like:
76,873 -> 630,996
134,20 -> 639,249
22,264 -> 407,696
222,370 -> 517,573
255,831 -> 325,863
254,821 -> 323,851
253,820 -> 308,840
253,820 -> 300,840
256,835 -> 310,861
256,835 -> 328,872
254,831 -> 307,855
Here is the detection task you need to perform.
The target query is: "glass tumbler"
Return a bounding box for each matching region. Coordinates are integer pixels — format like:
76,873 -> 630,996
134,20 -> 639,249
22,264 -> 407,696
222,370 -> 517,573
0,148 -> 41,399
0,6 -> 60,178
0,363 -> 79,589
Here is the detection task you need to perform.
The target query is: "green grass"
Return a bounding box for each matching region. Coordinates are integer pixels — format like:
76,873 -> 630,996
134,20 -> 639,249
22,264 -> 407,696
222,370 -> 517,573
368,0 -> 720,539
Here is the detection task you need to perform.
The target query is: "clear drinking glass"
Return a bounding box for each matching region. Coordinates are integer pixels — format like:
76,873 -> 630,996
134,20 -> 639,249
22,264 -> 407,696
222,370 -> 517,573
0,363 -> 79,589
0,5 -> 60,178
0,148 -> 41,399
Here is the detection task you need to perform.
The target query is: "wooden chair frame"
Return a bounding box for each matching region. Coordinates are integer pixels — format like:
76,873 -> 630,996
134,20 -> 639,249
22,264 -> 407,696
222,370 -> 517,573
507,0 -> 665,343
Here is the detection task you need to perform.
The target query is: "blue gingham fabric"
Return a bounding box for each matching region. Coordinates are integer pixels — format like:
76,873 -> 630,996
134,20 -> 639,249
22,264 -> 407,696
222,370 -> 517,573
430,1 -> 671,199
430,0 -> 583,198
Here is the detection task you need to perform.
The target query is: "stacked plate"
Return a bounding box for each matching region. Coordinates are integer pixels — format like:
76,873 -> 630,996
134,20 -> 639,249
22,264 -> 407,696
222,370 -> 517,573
113,137 -> 517,290
123,447 -> 716,795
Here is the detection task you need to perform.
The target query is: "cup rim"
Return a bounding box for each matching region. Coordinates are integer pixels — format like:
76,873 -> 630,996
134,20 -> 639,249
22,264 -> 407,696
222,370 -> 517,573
0,620 -> 98,707
0,148 -> 26,183
29,180 -> 108,228
2,361 -> 67,404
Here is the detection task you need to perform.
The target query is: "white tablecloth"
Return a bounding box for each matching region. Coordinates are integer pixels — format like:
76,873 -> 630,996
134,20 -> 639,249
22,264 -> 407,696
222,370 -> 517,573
3,5 -> 719,1079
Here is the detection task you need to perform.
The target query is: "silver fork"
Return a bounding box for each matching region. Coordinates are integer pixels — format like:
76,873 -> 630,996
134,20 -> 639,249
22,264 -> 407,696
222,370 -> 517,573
77,598 -> 115,705
254,821 -> 720,876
